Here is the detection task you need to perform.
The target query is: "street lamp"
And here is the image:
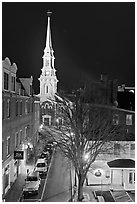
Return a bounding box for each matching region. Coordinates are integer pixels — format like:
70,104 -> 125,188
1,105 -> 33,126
39,124 -> 44,131
95,169 -> 102,196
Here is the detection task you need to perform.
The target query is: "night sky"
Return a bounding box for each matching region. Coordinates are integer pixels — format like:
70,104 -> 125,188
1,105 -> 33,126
2,2 -> 135,94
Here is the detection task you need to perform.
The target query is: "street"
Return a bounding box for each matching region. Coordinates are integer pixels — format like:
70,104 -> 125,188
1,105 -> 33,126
19,148 -> 72,202
41,149 -> 72,202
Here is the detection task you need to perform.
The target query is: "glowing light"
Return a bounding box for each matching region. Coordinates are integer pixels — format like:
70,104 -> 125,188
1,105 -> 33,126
83,152 -> 90,162
39,124 -> 44,130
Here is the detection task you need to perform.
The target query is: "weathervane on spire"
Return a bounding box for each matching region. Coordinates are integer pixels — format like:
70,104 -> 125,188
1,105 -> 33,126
47,10 -> 52,17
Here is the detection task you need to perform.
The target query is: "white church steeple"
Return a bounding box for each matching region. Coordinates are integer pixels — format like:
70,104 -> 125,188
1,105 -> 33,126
39,11 -> 58,103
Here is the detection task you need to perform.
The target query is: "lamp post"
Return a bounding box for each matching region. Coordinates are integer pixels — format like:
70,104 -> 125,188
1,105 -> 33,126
95,169 -> 102,196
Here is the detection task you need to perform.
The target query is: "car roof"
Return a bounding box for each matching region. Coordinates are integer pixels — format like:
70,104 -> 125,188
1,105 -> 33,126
27,171 -> 39,177
36,158 -> 46,163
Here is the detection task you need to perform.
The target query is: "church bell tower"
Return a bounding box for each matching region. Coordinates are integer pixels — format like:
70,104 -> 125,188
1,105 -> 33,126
39,11 -> 58,103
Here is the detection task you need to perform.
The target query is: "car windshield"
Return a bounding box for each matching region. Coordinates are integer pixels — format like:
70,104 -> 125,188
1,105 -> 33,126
37,163 -> 45,167
27,176 -> 38,181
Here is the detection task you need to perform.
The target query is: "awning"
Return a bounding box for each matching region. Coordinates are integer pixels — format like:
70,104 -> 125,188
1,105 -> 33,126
107,159 -> 135,168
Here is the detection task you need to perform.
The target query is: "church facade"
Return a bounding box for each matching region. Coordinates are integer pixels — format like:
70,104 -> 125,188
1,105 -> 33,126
38,11 -> 63,127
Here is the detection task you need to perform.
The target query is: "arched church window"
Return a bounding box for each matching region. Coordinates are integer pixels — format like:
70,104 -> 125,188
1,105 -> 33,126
45,85 -> 49,94
49,106 -> 52,110
51,70 -> 54,76
45,103 -> 49,110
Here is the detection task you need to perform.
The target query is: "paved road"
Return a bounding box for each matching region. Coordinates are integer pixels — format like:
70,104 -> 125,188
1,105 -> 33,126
41,149 -> 72,202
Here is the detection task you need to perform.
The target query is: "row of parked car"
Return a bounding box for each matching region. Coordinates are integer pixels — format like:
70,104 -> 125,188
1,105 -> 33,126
23,141 -> 55,198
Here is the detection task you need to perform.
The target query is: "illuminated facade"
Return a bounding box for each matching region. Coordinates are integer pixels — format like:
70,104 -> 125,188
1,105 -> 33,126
39,11 -> 58,103
2,57 -> 40,197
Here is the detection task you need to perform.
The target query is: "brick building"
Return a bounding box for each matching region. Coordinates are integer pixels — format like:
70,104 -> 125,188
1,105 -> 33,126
2,57 -> 40,197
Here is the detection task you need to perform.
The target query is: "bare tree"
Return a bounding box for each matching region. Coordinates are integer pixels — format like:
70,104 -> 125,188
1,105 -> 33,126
46,90 -> 125,201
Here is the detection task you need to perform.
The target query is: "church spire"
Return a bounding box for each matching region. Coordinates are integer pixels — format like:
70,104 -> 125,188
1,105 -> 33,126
45,11 -> 52,49
39,11 -> 58,103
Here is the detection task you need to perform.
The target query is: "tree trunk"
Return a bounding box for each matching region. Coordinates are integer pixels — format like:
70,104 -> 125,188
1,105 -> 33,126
77,174 -> 85,201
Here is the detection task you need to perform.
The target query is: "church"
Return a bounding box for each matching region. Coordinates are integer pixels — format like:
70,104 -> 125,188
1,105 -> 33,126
38,11 -> 64,127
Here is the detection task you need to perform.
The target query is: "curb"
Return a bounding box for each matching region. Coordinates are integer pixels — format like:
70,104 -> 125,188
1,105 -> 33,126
39,147 -> 55,201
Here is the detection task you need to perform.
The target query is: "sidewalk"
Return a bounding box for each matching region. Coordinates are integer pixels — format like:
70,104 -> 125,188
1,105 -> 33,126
72,186 -> 98,202
3,156 -> 35,202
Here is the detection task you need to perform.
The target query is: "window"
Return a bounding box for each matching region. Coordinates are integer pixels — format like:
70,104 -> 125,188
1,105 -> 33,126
130,143 -> 135,157
4,72 -> 9,90
7,136 -> 10,156
25,126 -> 29,139
25,101 -> 28,114
25,127 -> 27,139
126,114 -> 132,125
20,101 -> 22,115
129,172 -> 135,184
11,76 -> 16,91
131,143 -> 135,150
15,132 -> 18,148
19,130 -> 22,145
45,85 -> 48,94
31,102 -> 33,113
44,118 -> 50,126
16,100 -> 18,116
27,101 -> 30,113
113,114 -> 119,125
49,106 -> 52,110
7,100 -> 10,118
114,143 -> 120,155
45,103 -> 49,109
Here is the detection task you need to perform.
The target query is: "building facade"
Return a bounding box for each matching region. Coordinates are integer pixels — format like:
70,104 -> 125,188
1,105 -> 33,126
87,106 -> 135,191
2,57 -> 40,197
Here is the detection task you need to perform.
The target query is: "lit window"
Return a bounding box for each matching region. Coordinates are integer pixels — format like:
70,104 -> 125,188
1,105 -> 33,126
11,76 -> 16,91
114,143 -> 120,155
4,72 -> 9,90
113,114 -> 119,125
126,114 -> 132,125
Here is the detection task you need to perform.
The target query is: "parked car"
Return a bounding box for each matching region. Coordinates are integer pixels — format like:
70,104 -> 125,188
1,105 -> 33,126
39,151 -> 49,160
34,158 -> 48,176
46,142 -> 54,152
23,171 -> 41,197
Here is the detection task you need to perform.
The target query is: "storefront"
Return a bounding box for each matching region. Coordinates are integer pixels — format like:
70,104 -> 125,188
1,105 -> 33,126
3,164 -> 10,195
107,159 -> 135,191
